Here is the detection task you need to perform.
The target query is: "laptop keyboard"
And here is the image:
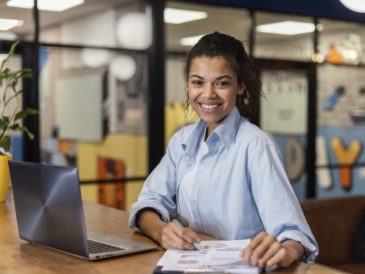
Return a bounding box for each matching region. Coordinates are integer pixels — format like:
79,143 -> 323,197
87,239 -> 125,253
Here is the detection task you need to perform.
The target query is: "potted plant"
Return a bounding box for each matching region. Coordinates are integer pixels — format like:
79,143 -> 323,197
0,41 -> 38,202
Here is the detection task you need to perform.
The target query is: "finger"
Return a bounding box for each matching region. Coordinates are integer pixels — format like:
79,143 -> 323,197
249,232 -> 267,249
251,233 -> 276,262
161,224 -> 193,250
266,247 -> 288,269
181,228 -> 201,244
257,241 -> 282,269
241,232 -> 265,264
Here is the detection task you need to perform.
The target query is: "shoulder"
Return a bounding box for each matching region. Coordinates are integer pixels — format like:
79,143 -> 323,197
236,118 -> 275,147
165,122 -> 198,153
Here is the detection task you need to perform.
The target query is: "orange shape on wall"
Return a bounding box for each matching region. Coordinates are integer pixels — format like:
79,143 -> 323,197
331,138 -> 362,190
97,156 -> 126,210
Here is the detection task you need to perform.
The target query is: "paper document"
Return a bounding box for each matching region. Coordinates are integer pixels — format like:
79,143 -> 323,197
157,239 -> 260,273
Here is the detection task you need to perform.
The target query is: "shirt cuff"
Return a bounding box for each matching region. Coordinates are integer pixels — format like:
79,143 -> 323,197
277,230 -> 319,264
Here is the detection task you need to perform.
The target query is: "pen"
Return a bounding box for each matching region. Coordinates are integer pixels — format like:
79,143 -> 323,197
173,219 -> 203,252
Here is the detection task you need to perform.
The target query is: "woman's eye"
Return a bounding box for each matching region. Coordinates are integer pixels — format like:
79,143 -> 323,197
216,81 -> 230,87
191,80 -> 204,86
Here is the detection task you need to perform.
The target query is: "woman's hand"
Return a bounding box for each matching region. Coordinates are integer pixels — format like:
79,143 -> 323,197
240,232 -> 304,270
160,221 -> 201,250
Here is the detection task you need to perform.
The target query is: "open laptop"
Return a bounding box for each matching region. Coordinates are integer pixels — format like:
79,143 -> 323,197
9,160 -> 157,260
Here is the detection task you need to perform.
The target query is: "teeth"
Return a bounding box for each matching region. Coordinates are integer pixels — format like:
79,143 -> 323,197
201,104 -> 218,110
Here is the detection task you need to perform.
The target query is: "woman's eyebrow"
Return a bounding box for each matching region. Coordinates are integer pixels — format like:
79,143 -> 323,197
216,75 -> 232,80
190,74 -> 203,79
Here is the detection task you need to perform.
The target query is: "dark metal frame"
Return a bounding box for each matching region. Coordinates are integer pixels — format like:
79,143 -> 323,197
1,0 -> 363,194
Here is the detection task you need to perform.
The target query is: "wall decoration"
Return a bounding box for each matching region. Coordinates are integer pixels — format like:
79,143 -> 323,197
326,43 -> 344,64
97,156 -> 126,210
110,55 -> 137,81
108,54 -> 147,134
260,70 -> 308,134
55,69 -> 107,141
285,137 -> 305,182
331,137 -> 362,190
350,87 -> 365,125
116,10 -> 152,50
322,86 -> 345,111
316,136 -> 332,189
318,65 -> 365,127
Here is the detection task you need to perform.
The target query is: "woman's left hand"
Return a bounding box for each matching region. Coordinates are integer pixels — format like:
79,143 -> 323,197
240,232 -> 304,270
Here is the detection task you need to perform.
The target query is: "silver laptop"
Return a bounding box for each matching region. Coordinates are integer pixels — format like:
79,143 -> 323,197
9,160 -> 157,260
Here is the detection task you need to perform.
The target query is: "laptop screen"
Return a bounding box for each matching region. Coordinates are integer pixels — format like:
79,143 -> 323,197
9,161 -> 89,257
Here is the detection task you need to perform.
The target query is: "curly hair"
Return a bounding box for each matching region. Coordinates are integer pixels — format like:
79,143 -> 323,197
184,31 -> 262,122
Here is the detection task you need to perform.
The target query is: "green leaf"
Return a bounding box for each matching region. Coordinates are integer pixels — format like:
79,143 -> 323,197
14,108 -> 38,121
0,116 -> 10,128
19,126 -> 34,140
0,136 -> 11,151
9,123 -> 20,130
0,41 -> 19,72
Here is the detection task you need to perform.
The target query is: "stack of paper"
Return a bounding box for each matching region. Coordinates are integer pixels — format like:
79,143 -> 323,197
156,239 -> 260,273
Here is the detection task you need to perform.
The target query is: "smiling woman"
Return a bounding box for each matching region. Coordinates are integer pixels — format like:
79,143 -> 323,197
129,31 -> 318,271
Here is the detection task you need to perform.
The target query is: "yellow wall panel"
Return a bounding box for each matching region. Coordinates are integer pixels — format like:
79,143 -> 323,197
77,134 -> 147,211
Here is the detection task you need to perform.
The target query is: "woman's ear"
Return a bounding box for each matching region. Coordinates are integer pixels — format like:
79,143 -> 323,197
238,84 -> 245,95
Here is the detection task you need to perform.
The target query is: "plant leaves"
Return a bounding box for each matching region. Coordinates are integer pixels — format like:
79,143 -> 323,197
0,136 -> 11,151
0,41 -> 19,72
19,126 -> 34,140
14,108 -> 38,121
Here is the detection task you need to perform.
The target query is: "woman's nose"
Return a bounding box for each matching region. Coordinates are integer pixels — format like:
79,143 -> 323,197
202,84 -> 217,98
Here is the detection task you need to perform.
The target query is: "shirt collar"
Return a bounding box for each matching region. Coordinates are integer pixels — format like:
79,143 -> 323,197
182,106 -> 241,157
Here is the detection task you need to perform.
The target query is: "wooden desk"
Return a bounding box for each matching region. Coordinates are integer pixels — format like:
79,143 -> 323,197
0,198 -> 348,274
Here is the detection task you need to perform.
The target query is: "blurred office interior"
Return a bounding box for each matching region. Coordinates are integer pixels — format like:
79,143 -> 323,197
1,0 -> 365,210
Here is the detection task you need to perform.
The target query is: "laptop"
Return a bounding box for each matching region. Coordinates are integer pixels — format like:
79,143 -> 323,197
9,160 -> 158,260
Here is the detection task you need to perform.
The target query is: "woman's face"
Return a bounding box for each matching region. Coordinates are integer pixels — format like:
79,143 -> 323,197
188,56 -> 244,135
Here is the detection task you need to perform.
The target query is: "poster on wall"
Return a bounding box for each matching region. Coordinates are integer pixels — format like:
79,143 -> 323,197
260,70 -> 308,134
108,54 -> 148,134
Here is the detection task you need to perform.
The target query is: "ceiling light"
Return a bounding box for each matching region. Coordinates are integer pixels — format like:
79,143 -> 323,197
180,34 -> 204,46
164,8 -> 207,24
339,0 -> 365,13
7,0 -> 84,12
0,18 -> 23,31
257,21 -> 315,35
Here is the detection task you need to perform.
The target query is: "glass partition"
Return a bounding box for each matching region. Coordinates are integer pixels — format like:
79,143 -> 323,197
255,12 -> 314,61
318,19 -> 365,65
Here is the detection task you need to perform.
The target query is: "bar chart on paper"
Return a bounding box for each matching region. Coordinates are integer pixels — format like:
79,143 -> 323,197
156,239 -> 260,273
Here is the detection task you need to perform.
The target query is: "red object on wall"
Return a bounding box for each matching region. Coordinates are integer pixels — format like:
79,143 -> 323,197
97,156 -> 126,210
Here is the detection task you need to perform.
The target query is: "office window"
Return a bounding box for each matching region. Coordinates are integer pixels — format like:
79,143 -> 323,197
318,19 -> 365,65
255,12 -> 314,61
0,4 -> 33,41
38,0 -> 152,50
166,1 -> 250,52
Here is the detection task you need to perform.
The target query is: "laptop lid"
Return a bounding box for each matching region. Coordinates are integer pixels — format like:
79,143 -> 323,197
9,161 -> 90,258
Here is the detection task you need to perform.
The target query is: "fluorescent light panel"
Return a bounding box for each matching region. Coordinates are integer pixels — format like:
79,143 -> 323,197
164,8 -> 207,24
7,0 -> 84,12
0,18 -> 23,30
257,21 -> 315,35
339,0 -> 365,13
180,34 -> 204,46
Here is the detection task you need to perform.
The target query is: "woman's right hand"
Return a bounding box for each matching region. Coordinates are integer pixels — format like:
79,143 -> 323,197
159,221 -> 201,250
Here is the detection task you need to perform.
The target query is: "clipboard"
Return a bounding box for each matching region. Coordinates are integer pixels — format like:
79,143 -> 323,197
153,266 -> 230,274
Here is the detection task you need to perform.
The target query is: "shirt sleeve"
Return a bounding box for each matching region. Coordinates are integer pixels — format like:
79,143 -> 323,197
128,132 -> 180,232
248,136 -> 319,264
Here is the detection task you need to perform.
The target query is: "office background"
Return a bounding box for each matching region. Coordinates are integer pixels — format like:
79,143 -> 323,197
1,0 -> 365,210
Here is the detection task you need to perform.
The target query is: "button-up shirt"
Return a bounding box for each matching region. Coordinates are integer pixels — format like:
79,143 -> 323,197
129,107 -> 318,263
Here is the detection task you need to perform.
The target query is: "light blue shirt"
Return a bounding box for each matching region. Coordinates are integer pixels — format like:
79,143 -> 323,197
129,107 -> 318,263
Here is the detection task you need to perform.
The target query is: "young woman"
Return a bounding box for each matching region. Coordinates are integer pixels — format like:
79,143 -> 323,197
129,31 -> 318,270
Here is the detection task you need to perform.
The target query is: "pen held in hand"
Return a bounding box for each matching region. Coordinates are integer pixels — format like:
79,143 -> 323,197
173,219 -> 203,252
